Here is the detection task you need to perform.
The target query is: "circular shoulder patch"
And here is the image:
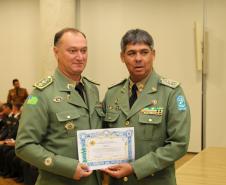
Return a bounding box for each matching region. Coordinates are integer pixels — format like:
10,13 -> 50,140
176,95 -> 187,111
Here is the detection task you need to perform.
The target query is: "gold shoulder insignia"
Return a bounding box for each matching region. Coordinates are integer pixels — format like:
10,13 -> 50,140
83,77 -> 100,85
160,78 -> 180,88
33,76 -> 53,90
108,79 -> 127,89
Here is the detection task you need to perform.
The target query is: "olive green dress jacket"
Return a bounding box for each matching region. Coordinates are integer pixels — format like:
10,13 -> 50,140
15,69 -> 104,185
103,70 -> 190,185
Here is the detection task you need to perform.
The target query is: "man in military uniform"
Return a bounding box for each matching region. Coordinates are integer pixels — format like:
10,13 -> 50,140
102,29 -> 190,185
7,79 -> 28,106
15,28 -> 104,185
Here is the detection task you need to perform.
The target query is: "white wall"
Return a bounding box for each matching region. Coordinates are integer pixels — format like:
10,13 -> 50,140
0,0 -> 76,102
79,0 -> 203,152
205,0 -> 226,148
40,0 -> 76,77
0,0 -> 40,101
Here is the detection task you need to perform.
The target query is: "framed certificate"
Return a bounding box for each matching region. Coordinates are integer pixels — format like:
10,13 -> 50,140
77,127 -> 135,170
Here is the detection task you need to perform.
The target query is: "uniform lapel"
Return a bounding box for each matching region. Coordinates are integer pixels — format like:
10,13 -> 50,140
127,71 -> 160,119
118,80 -> 130,116
67,91 -> 87,109
54,69 -> 88,109
84,79 -> 97,116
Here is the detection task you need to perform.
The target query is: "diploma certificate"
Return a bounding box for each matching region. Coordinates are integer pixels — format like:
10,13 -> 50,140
77,127 -> 135,170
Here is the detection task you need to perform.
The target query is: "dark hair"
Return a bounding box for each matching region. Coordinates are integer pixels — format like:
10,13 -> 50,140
3,102 -> 12,110
12,79 -> 19,85
54,27 -> 86,46
120,29 -> 154,52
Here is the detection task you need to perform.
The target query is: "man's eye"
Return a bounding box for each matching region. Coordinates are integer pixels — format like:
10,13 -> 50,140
68,49 -> 76,53
81,49 -> 87,54
128,52 -> 136,56
141,50 -> 149,55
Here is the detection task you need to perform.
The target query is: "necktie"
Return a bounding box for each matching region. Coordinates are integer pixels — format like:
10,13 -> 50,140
16,88 -> 19,96
129,84 -> 138,108
75,83 -> 85,101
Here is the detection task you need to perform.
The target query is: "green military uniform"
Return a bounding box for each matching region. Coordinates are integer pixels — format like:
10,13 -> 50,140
15,69 -> 104,185
103,70 -> 190,185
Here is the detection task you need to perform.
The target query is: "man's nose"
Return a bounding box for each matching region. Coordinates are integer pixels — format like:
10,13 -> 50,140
75,51 -> 83,60
135,53 -> 142,62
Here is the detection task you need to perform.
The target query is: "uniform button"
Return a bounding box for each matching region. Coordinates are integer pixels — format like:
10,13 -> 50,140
125,121 -> 130,126
151,173 -> 154,176
108,116 -> 112,120
44,157 -> 53,166
148,118 -> 152,122
67,115 -> 71,119
123,177 -> 128,182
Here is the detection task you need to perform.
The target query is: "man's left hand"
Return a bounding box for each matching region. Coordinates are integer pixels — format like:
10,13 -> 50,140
101,163 -> 133,179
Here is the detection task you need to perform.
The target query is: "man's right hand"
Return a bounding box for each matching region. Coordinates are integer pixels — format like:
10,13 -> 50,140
73,163 -> 93,180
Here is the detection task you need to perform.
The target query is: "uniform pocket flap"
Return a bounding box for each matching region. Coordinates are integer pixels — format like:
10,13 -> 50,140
56,111 -> 80,122
95,108 -> 105,117
139,114 -> 162,125
104,112 -> 120,122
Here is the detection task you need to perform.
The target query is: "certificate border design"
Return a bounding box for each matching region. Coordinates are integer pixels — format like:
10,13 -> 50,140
77,128 -> 134,169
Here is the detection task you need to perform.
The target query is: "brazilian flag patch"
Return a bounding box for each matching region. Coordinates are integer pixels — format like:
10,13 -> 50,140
27,95 -> 38,105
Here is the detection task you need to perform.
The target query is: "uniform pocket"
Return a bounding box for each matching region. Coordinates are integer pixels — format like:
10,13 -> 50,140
104,111 -> 120,122
95,107 -> 105,117
56,110 -> 80,121
139,113 -> 162,140
104,111 -> 120,128
56,111 -> 80,137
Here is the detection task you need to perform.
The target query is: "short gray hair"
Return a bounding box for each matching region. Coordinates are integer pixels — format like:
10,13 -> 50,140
120,29 -> 154,52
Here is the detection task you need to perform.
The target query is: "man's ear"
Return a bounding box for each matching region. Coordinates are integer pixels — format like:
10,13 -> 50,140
53,46 -> 57,54
53,46 -> 58,59
152,49 -> 156,57
120,52 -> 125,63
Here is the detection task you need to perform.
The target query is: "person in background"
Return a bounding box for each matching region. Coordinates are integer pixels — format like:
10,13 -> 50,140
102,29 -> 190,185
0,103 -> 13,139
7,79 -> 28,106
0,102 -> 5,129
15,28 -> 104,185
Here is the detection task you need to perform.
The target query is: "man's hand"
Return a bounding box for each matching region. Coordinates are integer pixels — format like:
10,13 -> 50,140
101,163 -> 133,179
4,138 -> 15,146
73,163 -> 93,180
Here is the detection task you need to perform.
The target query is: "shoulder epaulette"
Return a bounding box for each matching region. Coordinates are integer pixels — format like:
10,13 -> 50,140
108,79 -> 127,89
159,78 -> 180,88
33,76 -> 53,90
83,77 -> 100,85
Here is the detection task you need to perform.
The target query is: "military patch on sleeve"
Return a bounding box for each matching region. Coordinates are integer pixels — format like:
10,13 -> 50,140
27,95 -> 38,105
160,78 -> 180,88
33,76 -> 53,90
176,95 -> 187,111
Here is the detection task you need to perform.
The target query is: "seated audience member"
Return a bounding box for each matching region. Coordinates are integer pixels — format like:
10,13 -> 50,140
0,102 -> 14,175
0,103 -> 19,177
11,103 -> 22,120
0,101 -> 3,112
0,103 -> 13,140
0,102 -> 4,129
7,79 -> 28,106
0,102 -> 38,184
